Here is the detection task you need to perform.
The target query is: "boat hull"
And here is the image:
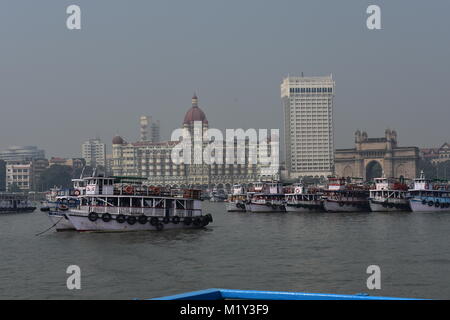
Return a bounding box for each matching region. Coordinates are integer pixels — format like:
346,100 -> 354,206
285,203 -> 324,213
410,199 -> 450,213
323,200 -> 370,213
48,212 -> 76,231
247,203 -> 285,213
369,200 -> 410,212
66,212 -> 209,232
0,207 -> 36,214
226,202 -> 246,212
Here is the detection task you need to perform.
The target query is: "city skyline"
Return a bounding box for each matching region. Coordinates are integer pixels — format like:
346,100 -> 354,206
1,1 -> 449,158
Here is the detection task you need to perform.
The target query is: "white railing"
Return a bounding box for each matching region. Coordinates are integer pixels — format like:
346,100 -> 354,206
76,205 -> 202,217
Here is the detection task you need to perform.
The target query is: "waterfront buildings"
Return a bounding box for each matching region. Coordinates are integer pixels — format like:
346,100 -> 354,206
81,139 -> 106,168
112,95 -> 279,188
335,129 -> 419,181
421,143 -> 450,165
0,146 -> 45,163
281,75 -> 335,179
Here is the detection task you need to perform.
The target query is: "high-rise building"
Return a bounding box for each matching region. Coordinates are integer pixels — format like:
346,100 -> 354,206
0,146 -> 45,163
140,116 -> 160,143
81,139 -> 106,168
281,75 -> 335,178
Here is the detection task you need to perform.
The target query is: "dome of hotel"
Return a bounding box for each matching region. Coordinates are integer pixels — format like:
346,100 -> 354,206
112,136 -> 124,145
183,94 -> 208,125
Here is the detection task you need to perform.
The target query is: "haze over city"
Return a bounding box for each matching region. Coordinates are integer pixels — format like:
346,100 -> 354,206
0,0 -> 449,158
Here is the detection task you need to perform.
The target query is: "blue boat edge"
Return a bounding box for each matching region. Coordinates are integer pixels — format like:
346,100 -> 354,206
150,288 -> 422,300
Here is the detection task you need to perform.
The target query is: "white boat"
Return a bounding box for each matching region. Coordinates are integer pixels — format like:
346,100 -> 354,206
369,177 -> 410,212
246,182 -> 285,213
322,178 -> 370,212
285,184 -> 323,213
409,171 -> 450,212
0,193 -> 36,214
225,184 -> 247,212
58,176 -> 212,232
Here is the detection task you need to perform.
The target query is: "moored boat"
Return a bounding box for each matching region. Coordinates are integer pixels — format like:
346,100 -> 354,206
246,182 -> 285,213
408,171 -> 450,213
322,178 -> 370,212
57,176 -> 212,232
225,184 -> 247,212
369,177 -> 410,212
284,184 -> 324,213
0,193 -> 36,214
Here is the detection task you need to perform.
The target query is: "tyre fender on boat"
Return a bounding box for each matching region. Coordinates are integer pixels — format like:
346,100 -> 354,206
138,215 -> 148,224
102,213 -> 112,222
116,214 -> 126,223
127,216 -> 137,225
162,216 -> 170,224
150,217 -> 159,226
184,217 -> 192,226
88,212 -> 98,222
172,216 -> 181,224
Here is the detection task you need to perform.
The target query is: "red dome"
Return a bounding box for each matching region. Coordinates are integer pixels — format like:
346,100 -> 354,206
183,94 -> 208,125
112,136 -> 124,145
183,106 -> 208,125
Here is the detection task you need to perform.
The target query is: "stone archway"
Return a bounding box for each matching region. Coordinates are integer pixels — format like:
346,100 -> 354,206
343,165 -> 354,178
366,161 -> 383,182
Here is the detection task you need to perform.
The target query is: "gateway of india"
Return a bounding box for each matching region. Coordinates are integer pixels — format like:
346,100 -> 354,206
111,95 -> 279,189
335,129 -> 420,181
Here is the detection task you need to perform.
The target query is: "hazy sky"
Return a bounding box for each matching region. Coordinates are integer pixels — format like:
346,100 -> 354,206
0,0 -> 449,158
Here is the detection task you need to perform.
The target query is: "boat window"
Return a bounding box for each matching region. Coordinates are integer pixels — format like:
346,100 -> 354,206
143,199 -> 153,207
132,198 -> 141,207
119,197 -> 130,207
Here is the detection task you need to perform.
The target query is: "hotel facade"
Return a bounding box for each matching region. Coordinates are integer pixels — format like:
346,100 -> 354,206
111,95 -> 279,189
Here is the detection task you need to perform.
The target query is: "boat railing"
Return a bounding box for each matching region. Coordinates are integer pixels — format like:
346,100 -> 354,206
76,205 -> 202,217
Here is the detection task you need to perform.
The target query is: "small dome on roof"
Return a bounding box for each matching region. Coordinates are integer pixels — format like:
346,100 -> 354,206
183,94 -> 208,125
112,136 -> 124,145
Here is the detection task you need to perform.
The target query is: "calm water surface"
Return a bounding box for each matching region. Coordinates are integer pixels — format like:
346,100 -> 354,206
1,202 -> 450,299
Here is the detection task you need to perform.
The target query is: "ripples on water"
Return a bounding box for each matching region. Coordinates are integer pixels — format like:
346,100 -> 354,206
0,202 -> 449,299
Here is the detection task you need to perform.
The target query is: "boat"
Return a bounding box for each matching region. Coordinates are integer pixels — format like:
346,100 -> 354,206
151,288 -> 420,300
225,184 -> 247,212
369,177 -> 410,212
210,188 -> 227,202
0,193 -> 36,214
322,178 -> 370,212
55,176 -> 212,232
245,182 -> 285,213
284,184 -> 324,213
408,171 -> 450,212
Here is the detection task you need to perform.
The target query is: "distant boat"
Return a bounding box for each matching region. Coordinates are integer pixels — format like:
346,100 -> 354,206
0,193 -> 36,214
